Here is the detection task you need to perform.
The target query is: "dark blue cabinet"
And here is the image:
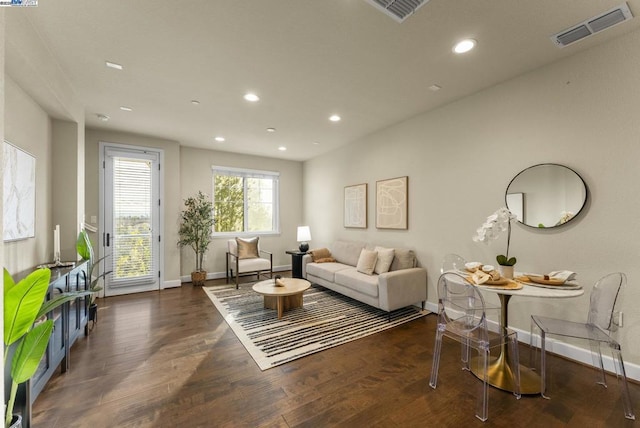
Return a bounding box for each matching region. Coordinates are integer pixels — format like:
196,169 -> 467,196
11,260 -> 90,427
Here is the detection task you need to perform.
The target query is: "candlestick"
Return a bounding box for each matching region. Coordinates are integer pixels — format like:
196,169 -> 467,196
54,224 -> 60,263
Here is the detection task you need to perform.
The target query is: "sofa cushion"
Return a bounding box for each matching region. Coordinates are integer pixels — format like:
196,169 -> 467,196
331,240 -> 365,266
334,269 -> 379,298
356,249 -> 378,275
374,246 -> 395,274
236,237 -> 259,259
237,257 -> 271,273
390,248 -> 416,271
306,262 -> 351,282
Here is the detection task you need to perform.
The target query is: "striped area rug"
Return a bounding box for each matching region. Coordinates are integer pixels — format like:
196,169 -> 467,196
203,283 -> 428,370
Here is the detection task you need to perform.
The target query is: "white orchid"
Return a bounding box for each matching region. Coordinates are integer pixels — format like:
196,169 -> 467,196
473,207 -> 517,266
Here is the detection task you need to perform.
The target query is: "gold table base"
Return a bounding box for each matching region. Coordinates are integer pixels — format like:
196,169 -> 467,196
468,293 -> 541,395
470,354 -> 541,395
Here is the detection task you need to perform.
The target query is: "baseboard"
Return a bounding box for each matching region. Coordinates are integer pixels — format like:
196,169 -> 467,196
179,265 -> 291,283
163,279 -> 181,289
423,301 -> 640,382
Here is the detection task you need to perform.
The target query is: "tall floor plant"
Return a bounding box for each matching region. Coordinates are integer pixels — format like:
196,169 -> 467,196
178,191 -> 215,285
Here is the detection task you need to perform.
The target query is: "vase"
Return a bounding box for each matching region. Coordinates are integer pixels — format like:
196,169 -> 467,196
191,270 -> 207,286
89,302 -> 98,323
9,414 -> 22,428
499,265 -> 514,279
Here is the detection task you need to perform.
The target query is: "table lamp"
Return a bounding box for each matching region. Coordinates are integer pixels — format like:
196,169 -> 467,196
297,226 -> 311,252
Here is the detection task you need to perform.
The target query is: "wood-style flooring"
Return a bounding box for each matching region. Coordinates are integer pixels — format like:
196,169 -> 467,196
32,274 -> 638,427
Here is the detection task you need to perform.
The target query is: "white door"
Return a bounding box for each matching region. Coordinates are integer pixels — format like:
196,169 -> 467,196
101,144 -> 161,296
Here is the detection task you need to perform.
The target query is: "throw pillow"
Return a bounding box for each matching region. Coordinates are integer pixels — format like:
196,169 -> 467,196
315,257 -> 336,263
310,248 -> 332,261
236,237 -> 259,259
390,248 -> 416,271
373,246 -> 395,274
356,249 -> 378,275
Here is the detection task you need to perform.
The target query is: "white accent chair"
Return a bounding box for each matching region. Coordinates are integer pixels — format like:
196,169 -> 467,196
226,238 -> 273,289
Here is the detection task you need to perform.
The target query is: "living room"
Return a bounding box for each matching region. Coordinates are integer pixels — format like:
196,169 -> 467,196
2,1 -> 640,426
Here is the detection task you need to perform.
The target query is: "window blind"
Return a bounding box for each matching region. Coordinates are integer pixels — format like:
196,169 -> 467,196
112,156 -> 154,281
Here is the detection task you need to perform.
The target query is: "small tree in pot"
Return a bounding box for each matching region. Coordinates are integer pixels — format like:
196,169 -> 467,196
178,191 -> 215,286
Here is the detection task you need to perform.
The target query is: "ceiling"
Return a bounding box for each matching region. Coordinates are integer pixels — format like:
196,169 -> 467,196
8,0 -> 640,161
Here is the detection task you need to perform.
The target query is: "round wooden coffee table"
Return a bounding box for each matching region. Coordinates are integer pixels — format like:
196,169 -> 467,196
252,278 -> 311,319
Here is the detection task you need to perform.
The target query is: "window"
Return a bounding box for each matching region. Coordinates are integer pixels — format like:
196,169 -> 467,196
212,166 -> 280,235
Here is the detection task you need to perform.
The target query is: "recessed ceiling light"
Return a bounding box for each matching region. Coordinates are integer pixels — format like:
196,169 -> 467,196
266,127 -> 276,133
96,114 -> 110,122
329,114 -> 341,122
278,146 -> 287,151
244,93 -> 260,102
191,100 -> 200,105
214,136 -> 225,142
428,84 -> 442,92
119,106 -> 133,111
312,141 -> 320,145
453,39 -> 476,54
105,61 -> 123,70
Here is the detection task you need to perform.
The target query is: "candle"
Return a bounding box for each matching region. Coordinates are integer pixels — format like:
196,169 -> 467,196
54,224 -> 60,261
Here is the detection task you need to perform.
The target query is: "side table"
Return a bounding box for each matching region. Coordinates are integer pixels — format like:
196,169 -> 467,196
285,250 -> 307,278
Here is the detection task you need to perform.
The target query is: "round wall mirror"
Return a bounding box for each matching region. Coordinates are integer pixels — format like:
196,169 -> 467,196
505,163 -> 588,228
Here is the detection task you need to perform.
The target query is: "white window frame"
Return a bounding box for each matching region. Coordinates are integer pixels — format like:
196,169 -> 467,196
211,165 -> 280,237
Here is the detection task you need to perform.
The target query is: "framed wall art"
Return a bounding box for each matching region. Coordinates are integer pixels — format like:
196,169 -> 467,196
376,176 -> 408,230
3,140 -> 36,241
344,183 -> 367,228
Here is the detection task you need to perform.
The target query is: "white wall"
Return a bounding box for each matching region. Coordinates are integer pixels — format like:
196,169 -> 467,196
1,8 -> 6,410
304,28 -> 640,367
84,129 -> 182,287
4,8 -> 86,274
3,76 -> 51,274
179,146 -> 303,278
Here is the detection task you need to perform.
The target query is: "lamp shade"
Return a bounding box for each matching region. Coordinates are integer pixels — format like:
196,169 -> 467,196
297,226 -> 311,242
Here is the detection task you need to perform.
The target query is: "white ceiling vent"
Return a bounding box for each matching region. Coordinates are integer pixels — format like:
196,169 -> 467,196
551,2 -> 633,47
364,0 -> 431,23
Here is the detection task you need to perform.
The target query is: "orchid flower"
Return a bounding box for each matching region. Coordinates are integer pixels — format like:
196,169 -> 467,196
472,207 -> 518,266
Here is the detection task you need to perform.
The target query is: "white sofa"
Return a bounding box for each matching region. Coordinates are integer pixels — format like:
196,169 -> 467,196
302,240 -> 427,314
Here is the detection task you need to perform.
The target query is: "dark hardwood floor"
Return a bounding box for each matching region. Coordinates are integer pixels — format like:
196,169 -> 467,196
33,274 -> 638,427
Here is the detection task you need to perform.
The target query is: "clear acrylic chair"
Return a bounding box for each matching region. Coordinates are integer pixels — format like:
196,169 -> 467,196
530,272 -> 635,420
441,253 -> 467,274
430,272 -> 521,422
442,253 -> 501,313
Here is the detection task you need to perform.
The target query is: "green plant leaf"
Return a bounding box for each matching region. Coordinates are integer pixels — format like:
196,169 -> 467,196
3,268 -> 16,293
10,320 -> 54,384
4,269 -> 51,347
496,255 -> 507,265
507,257 -> 517,266
36,291 -> 92,320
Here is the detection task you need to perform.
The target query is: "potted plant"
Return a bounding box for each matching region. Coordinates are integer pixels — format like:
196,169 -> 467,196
472,207 -> 518,278
87,255 -> 111,326
178,191 -> 215,286
4,268 -> 93,427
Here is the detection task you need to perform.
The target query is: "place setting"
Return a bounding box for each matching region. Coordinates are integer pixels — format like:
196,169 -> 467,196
514,270 -> 582,290
462,262 -> 523,290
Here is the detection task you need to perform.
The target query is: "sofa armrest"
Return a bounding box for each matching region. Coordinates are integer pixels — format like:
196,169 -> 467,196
377,268 -> 427,312
301,254 -> 313,278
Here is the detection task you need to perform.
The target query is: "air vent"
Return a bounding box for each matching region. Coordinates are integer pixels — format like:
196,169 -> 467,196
364,0 -> 431,23
551,2 -> 633,47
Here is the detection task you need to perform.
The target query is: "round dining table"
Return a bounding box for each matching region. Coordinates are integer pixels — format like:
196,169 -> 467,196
472,280 -> 584,395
